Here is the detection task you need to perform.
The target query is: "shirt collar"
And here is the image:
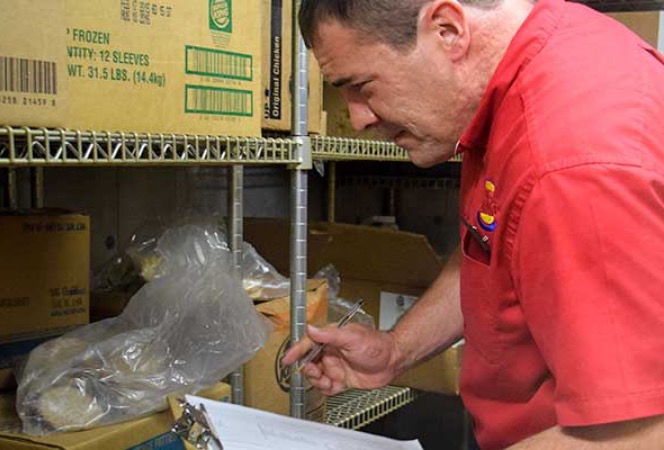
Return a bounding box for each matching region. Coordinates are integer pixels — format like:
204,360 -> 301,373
457,0 -> 565,153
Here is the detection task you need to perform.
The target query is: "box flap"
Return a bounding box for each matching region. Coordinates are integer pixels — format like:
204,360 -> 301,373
244,218 -> 443,289
255,280 -> 327,330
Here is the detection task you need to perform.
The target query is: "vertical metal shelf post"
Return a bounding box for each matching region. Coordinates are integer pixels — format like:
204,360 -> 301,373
7,168 -> 18,210
31,167 -> 45,208
227,165 -> 245,404
289,0 -> 313,419
327,162 -> 336,222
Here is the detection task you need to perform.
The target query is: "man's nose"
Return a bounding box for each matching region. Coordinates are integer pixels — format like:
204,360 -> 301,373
347,100 -> 378,132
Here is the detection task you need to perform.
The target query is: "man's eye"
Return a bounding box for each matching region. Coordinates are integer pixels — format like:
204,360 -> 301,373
352,81 -> 370,92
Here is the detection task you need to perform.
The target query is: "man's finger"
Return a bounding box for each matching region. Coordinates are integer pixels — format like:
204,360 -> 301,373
306,323 -> 365,350
302,362 -> 322,379
282,322 -> 368,366
281,336 -> 314,366
319,378 -> 347,396
281,324 -> 343,366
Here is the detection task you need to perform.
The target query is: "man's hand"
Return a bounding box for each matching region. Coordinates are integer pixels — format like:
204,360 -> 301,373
281,323 -> 402,396
282,246 -> 464,396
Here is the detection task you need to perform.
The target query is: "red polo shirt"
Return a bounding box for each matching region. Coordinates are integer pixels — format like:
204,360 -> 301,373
457,1 -> 664,448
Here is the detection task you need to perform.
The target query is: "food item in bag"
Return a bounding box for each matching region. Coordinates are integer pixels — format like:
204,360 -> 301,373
36,382 -> 106,431
25,337 -> 89,370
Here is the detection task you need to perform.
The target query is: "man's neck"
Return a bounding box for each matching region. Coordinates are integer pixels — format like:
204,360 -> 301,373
456,0 -> 535,117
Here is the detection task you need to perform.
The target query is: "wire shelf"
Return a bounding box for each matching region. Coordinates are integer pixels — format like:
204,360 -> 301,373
0,127 -> 462,166
324,386 -> 417,430
339,175 -> 461,190
311,136 -> 463,163
0,127 -> 298,167
311,136 -> 409,162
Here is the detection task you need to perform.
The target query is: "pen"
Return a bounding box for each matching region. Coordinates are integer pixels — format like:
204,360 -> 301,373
460,216 -> 491,254
285,299 -> 365,381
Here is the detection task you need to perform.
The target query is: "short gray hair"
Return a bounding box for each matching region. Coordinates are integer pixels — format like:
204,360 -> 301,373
299,0 -> 503,50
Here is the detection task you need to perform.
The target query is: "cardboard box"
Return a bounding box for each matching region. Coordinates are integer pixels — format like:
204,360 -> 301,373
0,335 -> 62,385
262,0 -> 323,133
0,211 -> 90,343
244,218 -> 463,395
0,0 -> 262,137
0,382 -> 230,449
0,211 -> 90,390
244,279 -> 328,420
608,11 -> 664,51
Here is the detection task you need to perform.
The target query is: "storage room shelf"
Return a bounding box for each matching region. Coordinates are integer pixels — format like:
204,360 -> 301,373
312,136 -> 463,163
0,127 -> 298,167
324,385 -> 417,430
312,136 -> 409,162
340,175 -> 461,190
0,127 -> 461,167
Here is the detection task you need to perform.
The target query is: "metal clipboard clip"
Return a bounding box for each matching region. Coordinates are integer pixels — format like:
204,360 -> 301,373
171,398 -> 224,450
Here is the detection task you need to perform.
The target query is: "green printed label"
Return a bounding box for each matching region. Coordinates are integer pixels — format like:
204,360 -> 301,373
209,0 -> 232,33
65,28 -> 162,88
185,85 -> 253,117
127,431 -> 185,450
185,46 -> 252,81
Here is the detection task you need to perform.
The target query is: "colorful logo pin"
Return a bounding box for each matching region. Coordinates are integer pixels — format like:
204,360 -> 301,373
477,179 -> 497,232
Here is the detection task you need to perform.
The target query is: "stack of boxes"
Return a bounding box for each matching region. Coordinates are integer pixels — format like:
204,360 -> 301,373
0,0 -> 469,448
0,0 -> 329,447
0,211 -> 90,390
0,0 -> 326,137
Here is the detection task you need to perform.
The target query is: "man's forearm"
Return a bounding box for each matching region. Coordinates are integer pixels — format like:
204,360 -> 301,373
389,245 -> 463,375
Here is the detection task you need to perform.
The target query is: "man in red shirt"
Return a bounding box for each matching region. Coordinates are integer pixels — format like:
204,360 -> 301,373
282,0 -> 664,448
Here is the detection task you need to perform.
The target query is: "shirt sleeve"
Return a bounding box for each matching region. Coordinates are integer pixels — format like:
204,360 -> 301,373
513,162 -> 664,426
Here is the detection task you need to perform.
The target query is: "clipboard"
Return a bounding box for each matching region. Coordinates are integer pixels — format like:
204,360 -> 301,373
169,395 -> 424,450
169,396 -> 223,450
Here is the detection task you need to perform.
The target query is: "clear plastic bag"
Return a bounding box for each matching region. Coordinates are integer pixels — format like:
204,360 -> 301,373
92,218 -> 168,292
313,264 -> 374,328
93,217 -> 290,301
16,222 -> 271,435
242,241 -> 290,300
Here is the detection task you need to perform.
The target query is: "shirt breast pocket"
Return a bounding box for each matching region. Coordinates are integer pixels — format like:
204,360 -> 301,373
461,229 -> 504,365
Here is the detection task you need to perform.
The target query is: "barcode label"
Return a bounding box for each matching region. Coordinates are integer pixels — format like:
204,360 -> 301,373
0,57 -> 57,94
185,85 -> 253,117
185,46 -> 252,81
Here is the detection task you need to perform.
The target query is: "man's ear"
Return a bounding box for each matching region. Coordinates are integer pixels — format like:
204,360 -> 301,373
419,0 -> 470,61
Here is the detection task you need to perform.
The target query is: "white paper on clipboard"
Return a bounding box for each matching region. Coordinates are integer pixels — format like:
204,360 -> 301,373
184,395 -> 424,450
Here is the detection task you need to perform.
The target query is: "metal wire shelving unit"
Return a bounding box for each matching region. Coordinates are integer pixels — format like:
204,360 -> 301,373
0,124 -> 425,423
0,127 -> 463,166
0,125 -> 425,427
0,0 -> 457,432
324,386 -> 418,430
0,127 -> 295,166
2,0 -> 656,441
